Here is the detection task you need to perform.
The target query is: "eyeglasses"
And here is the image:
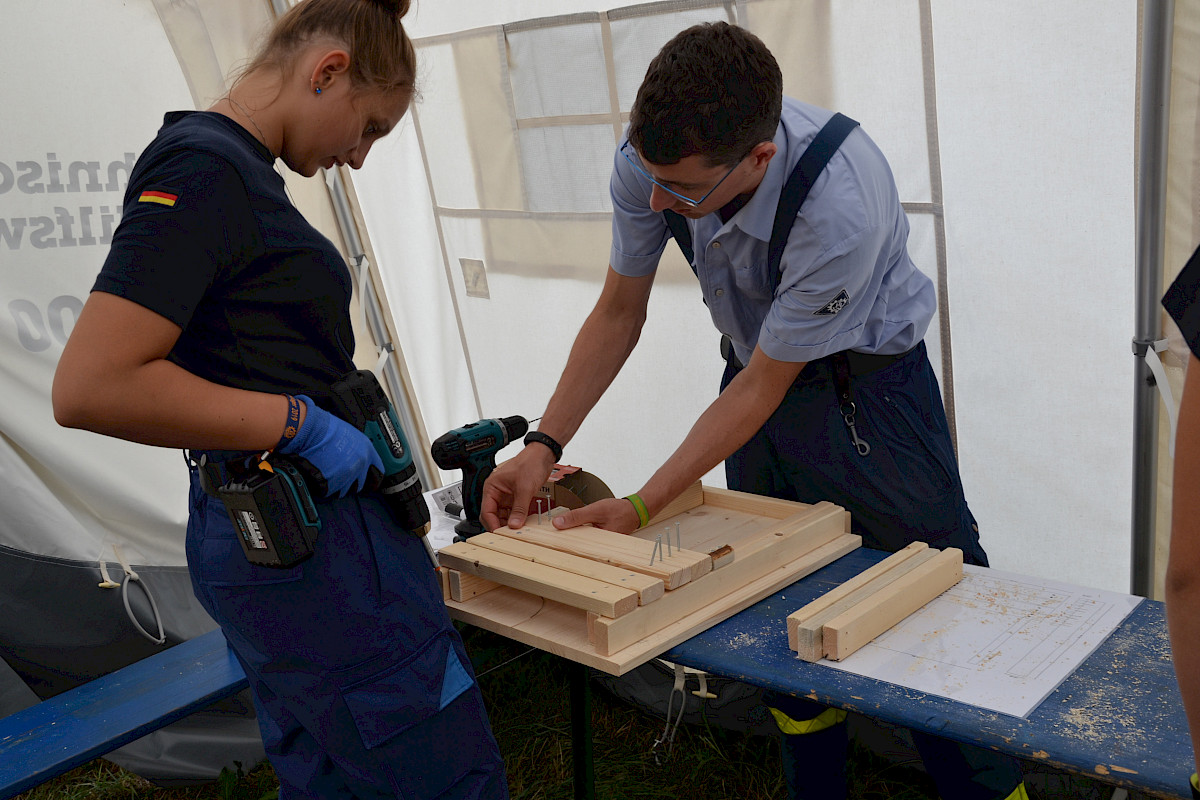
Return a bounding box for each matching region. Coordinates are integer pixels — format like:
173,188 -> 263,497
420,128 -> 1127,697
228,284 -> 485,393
619,140 -> 743,209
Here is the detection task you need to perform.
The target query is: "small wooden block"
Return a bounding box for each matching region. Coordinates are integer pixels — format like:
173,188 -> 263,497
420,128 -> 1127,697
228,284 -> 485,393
439,541 -> 639,618
708,544 -> 734,570
823,547 -> 964,661
448,569 -> 502,602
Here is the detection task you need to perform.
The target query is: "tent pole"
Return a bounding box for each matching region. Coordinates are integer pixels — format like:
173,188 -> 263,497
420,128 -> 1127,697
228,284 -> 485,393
1131,0 -> 1174,598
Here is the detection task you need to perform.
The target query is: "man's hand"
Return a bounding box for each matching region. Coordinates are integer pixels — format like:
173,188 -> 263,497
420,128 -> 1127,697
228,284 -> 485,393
551,497 -> 640,534
480,445 -> 557,531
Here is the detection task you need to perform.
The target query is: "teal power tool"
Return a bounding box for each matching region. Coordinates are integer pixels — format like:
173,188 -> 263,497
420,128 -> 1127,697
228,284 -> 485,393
330,369 -> 430,533
431,416 -> 528,540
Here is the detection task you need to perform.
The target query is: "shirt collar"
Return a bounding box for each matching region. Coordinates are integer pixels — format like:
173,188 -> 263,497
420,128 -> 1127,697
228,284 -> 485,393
721,121 -> 789,243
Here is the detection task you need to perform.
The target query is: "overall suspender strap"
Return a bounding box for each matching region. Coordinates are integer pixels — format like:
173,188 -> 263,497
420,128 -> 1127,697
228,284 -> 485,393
765,112 -> 859,280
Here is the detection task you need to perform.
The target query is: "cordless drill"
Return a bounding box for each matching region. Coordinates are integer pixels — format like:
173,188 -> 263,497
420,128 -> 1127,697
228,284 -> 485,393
330,369 -> 430,533
431,416 -> 528,540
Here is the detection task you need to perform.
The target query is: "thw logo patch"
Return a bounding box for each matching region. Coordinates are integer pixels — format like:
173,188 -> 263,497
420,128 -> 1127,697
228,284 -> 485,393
814,289 -> 850,316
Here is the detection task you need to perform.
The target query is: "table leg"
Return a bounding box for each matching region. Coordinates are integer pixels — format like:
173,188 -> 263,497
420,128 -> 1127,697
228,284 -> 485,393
569,660 -> 595,800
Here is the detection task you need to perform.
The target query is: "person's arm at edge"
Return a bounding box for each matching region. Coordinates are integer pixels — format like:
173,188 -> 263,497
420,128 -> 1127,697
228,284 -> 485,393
479,267 -> 655,531
53,291 -> 300,450
1167,352 -> 1200,775
551,344 -> 806,533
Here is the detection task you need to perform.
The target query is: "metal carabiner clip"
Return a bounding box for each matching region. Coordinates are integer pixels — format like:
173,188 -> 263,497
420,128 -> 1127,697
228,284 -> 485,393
839,402 -> 871,457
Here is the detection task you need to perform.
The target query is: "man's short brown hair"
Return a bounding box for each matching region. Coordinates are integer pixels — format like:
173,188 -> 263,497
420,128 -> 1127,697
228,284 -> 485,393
628,22 -> 783,167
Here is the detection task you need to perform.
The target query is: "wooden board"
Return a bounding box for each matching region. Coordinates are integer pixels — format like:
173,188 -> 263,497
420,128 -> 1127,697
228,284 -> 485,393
788,541 -> 934,660
439,542 -> 640,618
490,524 -> 711,589
442,483 -> 861,675
787,546 -> 964,662
461,531 -> 664,605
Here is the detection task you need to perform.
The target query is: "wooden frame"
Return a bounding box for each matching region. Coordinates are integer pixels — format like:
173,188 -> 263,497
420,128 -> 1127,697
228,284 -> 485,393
787,544 -> 964,662
441,483 -> 860,675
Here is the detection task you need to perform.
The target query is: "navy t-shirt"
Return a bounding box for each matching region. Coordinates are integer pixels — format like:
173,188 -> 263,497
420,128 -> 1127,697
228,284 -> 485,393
1164,242 -> 1200,360
94,111 -> 355,405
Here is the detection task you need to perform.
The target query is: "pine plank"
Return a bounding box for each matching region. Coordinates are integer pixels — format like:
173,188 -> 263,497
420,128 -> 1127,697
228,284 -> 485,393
464,531 -> 664,605
439,541 -> 639,618
823,547 -> 964,661
701,486 -> 820,519
493,523 -> 709,590
787,542 -> 934,660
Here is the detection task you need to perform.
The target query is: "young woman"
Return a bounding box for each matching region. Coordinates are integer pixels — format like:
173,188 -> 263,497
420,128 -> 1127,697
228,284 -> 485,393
52,1 -> 509,796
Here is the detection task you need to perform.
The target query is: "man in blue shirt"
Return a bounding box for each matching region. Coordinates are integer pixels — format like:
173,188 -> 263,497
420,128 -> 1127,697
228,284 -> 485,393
483,21 -> 1024,800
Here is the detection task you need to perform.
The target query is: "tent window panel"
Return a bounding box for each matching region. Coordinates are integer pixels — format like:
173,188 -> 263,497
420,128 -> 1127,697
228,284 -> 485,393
507,21 -> 611,120
608,6 -> 732,112
414,42 -> 481,209
518,125 -> 614,213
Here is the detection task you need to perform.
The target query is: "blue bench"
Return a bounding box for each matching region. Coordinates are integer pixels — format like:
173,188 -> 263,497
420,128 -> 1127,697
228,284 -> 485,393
0,628 -> 248,799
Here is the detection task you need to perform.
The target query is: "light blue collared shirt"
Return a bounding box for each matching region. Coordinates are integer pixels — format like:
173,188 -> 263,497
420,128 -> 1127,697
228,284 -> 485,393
609,98 -> 934,367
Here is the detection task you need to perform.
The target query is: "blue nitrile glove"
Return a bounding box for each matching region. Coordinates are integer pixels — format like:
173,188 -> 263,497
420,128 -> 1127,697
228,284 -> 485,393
278,395 -> 383,498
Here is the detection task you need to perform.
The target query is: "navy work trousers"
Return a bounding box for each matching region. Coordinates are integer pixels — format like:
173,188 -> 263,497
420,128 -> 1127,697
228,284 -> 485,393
186,471 -> 508,800
722,342 -> 1023,800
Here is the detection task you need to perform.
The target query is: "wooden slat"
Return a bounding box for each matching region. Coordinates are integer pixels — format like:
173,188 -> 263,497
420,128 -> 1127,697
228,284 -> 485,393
823,547 -> 964,661
787,542 -> 934,660
701,486 -> 819,519
593,504 -> 854,655
729,502 -> 846,561
493,524 -> 709,590
464,531 -> 664,605
439,542 -> 639,618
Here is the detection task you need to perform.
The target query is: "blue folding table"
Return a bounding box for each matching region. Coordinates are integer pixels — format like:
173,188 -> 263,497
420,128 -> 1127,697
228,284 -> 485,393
665,547 -> 1189,799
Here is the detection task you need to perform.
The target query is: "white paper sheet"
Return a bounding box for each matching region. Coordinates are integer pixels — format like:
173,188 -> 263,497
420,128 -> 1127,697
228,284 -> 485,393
820,565 -> 1143,718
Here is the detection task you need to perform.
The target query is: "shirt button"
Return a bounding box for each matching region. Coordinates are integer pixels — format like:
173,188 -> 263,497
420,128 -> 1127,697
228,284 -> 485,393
712,241 -> 722,248
714,289 -> 724,297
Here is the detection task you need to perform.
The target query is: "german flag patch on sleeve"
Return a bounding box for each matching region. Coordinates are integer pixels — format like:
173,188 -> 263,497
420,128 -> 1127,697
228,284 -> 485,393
138,190 -> 178,207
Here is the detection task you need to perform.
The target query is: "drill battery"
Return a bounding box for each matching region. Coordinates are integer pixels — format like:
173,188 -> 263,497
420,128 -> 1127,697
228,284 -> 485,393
216,456 -> 322,569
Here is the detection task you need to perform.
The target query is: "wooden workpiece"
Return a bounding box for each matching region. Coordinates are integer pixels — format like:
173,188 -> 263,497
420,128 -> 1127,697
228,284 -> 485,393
441,482 -> 861,675
787,544 -> 964,662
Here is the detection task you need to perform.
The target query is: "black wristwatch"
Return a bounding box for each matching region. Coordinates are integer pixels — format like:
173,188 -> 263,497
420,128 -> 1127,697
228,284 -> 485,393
523,431 -> 563,461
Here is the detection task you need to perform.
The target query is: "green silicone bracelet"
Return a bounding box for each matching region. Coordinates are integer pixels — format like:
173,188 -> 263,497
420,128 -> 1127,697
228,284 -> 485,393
625,493 -> 650,528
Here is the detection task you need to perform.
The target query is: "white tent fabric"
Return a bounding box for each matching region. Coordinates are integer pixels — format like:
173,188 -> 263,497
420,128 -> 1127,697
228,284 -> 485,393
0,0 -> 1194,782
356,0 -> 1137,592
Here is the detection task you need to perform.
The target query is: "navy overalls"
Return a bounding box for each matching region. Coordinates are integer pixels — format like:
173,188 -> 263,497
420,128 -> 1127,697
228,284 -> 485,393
668,115 -> 1024,800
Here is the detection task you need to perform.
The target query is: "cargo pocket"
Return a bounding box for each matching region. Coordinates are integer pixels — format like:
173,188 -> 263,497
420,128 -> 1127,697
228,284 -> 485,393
338,631 -> 474,750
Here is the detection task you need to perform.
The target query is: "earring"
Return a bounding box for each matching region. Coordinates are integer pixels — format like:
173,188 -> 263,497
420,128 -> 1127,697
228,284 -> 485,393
315,86 -> 322,95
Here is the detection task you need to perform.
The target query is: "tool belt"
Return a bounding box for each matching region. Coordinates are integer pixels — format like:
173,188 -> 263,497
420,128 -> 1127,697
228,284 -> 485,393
192,450 -> 258,498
